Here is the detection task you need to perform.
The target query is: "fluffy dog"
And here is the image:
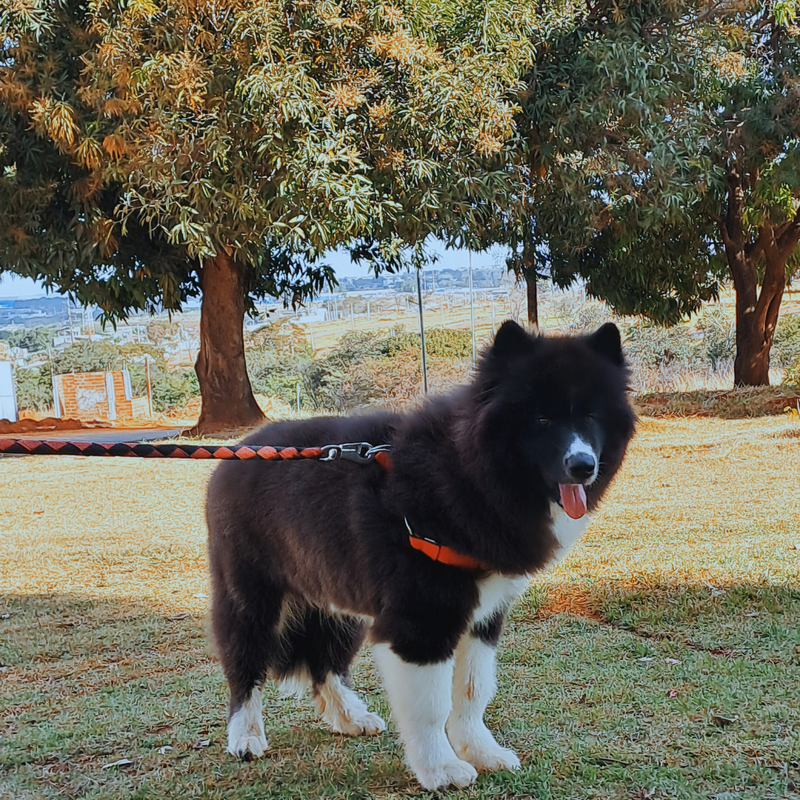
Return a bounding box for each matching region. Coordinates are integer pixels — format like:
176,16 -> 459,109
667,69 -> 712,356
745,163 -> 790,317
207,321 -> 635,790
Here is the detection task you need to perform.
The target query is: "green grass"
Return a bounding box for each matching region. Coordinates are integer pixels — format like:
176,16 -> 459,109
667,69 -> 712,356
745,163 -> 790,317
1,416 -> 798,798
2,586 -> 799,800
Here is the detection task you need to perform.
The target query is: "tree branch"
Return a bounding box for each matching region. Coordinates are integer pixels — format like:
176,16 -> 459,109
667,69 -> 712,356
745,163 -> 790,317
725,169 -> 745,252
775,205 -> 800,265
716,217 -> 735,251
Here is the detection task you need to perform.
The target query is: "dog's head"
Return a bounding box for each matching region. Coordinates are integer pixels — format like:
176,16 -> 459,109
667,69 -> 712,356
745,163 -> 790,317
474,320 -> 635,517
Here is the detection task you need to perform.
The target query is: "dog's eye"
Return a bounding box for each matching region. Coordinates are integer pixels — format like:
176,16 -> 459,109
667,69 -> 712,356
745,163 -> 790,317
537,417 -> 551,427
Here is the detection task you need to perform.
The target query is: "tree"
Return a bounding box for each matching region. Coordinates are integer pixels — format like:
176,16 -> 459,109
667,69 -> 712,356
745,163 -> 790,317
503,0 -> 800,384
1,0 -> 522,432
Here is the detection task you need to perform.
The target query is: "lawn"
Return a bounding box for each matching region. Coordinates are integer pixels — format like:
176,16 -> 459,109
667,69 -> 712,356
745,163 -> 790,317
1,416 -> 799,799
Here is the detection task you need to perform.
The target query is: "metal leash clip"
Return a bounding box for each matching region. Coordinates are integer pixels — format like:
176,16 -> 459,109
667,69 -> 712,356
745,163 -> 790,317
320,442 -> 392,464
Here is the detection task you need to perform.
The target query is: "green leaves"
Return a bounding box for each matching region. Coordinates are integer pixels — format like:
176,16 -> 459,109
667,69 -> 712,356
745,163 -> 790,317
0,0 -> 533,319
480,0 -> 800,331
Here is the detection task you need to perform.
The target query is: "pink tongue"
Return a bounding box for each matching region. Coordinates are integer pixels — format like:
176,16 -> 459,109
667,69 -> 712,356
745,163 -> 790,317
559,484 -> 587,519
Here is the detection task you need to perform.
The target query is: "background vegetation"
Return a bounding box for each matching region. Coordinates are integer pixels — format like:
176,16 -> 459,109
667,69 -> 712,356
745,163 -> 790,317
13,340 -> 199,414
2,1 -> 799,430
9,302 -> 800,418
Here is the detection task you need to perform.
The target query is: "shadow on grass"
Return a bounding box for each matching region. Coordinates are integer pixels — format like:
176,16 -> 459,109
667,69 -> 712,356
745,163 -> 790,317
2,587 -> 799,800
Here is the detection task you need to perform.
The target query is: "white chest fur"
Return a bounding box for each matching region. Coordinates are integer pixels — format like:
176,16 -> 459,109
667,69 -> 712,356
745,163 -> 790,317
548,501 -> 591,565
469,504 -> 592,627
471,573 -> 530,627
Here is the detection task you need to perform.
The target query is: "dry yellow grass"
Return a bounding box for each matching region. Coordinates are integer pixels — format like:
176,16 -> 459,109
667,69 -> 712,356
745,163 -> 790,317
535,415 -> 800,615
1,416 -> 798,623
2,415 -> 799,800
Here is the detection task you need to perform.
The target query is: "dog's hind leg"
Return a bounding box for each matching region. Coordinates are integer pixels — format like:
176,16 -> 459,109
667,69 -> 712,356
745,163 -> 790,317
276,608 -> 386,736
446,622 -> 520,773
212,580 -> 286,761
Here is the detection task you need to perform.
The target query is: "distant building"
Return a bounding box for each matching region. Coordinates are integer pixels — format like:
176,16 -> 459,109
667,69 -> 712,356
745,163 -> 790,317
0,362 -> 18,422
53,371 -> 149,421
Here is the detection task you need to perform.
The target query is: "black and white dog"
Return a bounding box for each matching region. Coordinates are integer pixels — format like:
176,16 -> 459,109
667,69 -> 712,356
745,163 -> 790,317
207,321 -> 635,790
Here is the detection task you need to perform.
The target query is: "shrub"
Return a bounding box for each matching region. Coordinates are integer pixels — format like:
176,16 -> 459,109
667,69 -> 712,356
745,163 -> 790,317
379,326 -> 473,358
245,321 -> 315,408
623,320 -> 705,370
783,361 -> 800,386
14,366 -> 54,411
151,370 -> 200,412
0,326 -> 56,352
780,313 -> 800,386
774,313 -> 800,373
696,307 -> 736,369
549,295 -> 610,333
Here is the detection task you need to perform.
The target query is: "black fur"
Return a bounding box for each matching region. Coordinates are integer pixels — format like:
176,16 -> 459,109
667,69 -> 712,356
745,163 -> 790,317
207,321 -> 636,719
471,610 -> 506,647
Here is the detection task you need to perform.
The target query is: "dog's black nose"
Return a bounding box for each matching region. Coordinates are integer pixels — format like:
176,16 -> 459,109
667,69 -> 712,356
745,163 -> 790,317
565,452 -> 597,482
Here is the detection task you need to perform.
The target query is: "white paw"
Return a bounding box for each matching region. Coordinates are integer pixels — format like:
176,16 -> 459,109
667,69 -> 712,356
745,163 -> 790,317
415,757 -> 478,791
332,710 -> 387,737
228,733 -> 268,761
227,689 -> 267,760
453,740 -> 521,773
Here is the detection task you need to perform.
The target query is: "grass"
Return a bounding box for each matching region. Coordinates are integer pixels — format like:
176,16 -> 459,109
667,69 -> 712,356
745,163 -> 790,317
634,387 -> 800,419
1,416 -> 799,799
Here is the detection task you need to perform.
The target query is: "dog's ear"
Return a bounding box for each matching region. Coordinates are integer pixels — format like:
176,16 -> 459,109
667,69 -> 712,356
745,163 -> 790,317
587,322 -> 624,366
490,320 -> 537,360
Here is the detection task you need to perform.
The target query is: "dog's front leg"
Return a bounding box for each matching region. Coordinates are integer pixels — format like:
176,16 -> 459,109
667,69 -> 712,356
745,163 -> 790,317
446,633 -> 520,772
373,643 -> 478,791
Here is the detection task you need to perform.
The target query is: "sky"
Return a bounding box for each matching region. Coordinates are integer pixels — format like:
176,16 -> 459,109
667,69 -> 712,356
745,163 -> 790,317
0,244 -> 509,301
0,274 -> 47,300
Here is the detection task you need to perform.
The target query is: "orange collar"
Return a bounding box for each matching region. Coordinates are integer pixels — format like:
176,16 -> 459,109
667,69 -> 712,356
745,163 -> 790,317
378,453 -> 491,572
405,518 -> 492,571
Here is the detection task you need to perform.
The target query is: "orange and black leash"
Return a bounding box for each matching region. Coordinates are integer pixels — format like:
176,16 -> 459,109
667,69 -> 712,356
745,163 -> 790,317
0,437 -> 484,569
0,438 -> 391,464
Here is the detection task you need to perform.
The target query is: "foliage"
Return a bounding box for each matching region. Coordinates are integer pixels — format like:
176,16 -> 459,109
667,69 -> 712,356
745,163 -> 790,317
150,370 -> 200,412
0,0 -> 551,429
623,322 -> 707,372
51,340 -> 162,374
380,326 -> 473,358
774,313 -> 800,385
10,338 -> 200,412
0,326 -> 56,352
773,314 -> 800,371
0,0 -> 539,320
245,322 -> 313,407
13,365 -> 53,411
548,294 -> 610,336
695,308 -> 736,371
242,323 -> 472,412
462,0 -> 800,383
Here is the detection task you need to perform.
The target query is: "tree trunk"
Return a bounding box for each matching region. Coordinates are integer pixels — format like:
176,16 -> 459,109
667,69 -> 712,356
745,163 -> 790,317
733,287 -> 774,385
525,269 -> 539,331
194,252 -> 264,435
522,216 -> 539,331
731,257 -> 786,386
719,172 -> 795,387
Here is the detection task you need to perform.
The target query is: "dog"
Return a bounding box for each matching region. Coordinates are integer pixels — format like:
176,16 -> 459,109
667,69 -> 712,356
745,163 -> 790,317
206,320 -> 635,790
